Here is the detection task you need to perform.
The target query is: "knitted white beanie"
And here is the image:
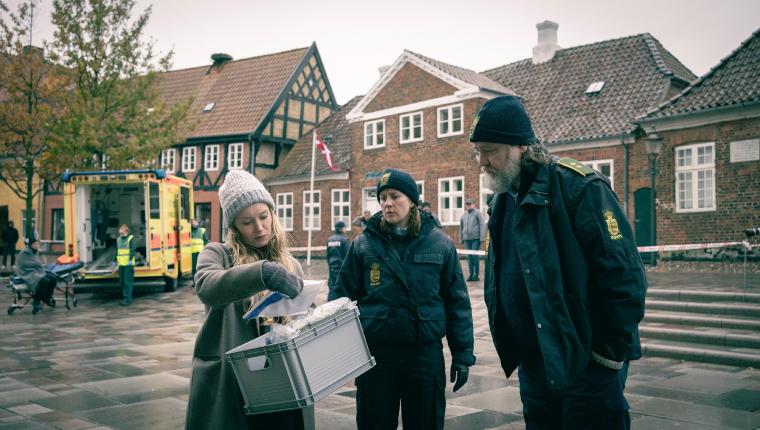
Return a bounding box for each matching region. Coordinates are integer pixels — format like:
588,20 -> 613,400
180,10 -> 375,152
218,170 -> 275,227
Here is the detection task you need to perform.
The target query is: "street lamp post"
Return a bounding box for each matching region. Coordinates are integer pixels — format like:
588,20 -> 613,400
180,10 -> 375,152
645,132 -> 663,266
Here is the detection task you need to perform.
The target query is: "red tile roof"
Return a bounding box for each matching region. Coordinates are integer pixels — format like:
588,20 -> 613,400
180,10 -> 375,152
161,46 -> 310,139
483,34 -> 697,144
642,27 -> 760,119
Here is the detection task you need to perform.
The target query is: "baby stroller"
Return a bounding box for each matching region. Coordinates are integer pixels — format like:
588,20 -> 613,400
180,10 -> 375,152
7,261 -> 82,315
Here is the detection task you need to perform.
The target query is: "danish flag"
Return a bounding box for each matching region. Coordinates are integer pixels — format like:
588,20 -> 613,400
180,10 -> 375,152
314,131 -> 337,171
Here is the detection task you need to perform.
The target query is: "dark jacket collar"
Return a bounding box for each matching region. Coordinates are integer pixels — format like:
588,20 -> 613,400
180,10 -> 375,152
518,160 -> 553,207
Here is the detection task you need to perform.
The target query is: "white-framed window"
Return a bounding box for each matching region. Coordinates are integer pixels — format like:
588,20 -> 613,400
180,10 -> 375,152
228,143 -> 244,170
438,176 -> 465,225
479,173 -> 493,222
182,146 -> 196,172
364,119 -> 385,149
160,148 -> 176,173
303,190 -> 321,231
331,189 -> 351,228
581,159 -> 614,189
276,193 -> 293,231
399,111 -> 423,144
416,181 -> 425,203
437,104 -> 463,137
675,142 -> 716,212
204,145 -> 220,171
362,187 -> 381,214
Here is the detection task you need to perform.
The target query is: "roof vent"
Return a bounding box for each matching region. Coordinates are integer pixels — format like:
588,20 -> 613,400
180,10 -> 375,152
203,102 -> 216,112
211,53 -> 233,66
585,81 -> 605,95
532,20 -> 561,64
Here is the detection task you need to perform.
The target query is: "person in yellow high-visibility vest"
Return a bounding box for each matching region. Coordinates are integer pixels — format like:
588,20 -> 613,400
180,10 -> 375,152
116,224 -> 136,306
190,219 -> 208,285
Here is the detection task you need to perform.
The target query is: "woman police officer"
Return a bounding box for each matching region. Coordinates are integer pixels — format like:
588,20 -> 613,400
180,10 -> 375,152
329,168 -> 475,430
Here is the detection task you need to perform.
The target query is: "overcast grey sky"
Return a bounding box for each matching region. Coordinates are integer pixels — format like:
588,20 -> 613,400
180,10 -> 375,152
11,0 -> 760,105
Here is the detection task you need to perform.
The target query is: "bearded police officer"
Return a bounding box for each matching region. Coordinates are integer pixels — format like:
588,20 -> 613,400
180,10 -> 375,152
470,95 -> 647,430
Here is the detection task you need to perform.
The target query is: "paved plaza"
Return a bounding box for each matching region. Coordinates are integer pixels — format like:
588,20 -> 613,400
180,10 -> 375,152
1,261 -> 760,429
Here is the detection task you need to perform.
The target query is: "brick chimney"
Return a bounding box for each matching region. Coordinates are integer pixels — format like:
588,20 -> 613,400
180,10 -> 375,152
532,20 -> 560,64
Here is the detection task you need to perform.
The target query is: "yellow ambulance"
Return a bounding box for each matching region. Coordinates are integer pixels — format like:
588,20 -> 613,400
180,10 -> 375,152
60,169 -> 193,292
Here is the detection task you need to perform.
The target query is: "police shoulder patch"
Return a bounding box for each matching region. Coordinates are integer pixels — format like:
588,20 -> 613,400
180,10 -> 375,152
558,157 -> 595,176
603,210 -> 623,240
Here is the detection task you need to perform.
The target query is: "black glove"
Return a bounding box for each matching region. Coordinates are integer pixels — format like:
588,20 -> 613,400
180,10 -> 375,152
450,363 -> 469,392
261,262 -> 303,299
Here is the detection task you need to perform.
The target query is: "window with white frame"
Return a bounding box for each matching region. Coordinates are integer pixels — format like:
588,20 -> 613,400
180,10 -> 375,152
160,149 -> 176,173
438,176 -> 465,225
416,181 -> 425,203
362,187 -> 381,214
399,112 -> 423,143
581,159 -> 614,189
303,190 -> 321,231
204,145 -> 220,171
331,189 -> 351,227
182,147 -> 196,172
228,143 -> 243,170
675,142 -> 716,212
364,120 -> 385,149
276,193 -> 293,231
479,173 -> 493,222
437,104 -> 463,137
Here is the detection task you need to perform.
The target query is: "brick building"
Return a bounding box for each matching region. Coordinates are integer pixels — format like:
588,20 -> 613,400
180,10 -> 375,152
42,43 -> 337,246
268,22 -> 697,249
636,27 -> 760,249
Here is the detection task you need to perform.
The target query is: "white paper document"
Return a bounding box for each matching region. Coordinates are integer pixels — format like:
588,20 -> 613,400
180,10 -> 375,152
242,280 -> 324,320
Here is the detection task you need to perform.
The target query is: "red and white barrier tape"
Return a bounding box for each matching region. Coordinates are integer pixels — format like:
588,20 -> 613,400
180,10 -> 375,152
289,242 -> 756,255
636,241 -> 751,253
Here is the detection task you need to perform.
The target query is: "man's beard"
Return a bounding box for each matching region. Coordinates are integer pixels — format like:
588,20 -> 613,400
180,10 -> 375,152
483,155 -> 522,194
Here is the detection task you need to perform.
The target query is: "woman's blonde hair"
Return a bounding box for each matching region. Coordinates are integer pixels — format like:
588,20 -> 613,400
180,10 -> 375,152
225,206 -> 296,316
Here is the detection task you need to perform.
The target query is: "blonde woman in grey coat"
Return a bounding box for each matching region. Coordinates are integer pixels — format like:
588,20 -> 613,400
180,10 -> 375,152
185,170 -> 309,430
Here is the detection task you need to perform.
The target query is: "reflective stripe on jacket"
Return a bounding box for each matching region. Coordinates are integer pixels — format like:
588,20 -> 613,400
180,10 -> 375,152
117,235 -> 135,266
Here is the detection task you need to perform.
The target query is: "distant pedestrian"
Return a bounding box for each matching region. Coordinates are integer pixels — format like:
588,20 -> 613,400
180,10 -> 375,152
459,198 -> 485,281
470,95 -> 647,430
190,219 -> 208,285
1,221 -> 19,271
116,224 -> 136,306
420,201 -> 440,224
186,169 -> 306,430
326,220 -> 349,292
352,210 -> 372,232
331,168 -> 475,430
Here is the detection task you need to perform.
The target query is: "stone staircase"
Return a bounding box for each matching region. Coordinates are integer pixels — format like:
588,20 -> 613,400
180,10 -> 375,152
640,288 -> 760,368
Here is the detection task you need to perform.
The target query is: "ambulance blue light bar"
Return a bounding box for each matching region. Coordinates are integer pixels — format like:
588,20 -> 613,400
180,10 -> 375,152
61,169 -> 167,182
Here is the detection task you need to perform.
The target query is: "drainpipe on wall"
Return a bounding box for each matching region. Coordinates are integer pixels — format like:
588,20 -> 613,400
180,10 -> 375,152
621,134 -> 636,218
622,134 -> 629,216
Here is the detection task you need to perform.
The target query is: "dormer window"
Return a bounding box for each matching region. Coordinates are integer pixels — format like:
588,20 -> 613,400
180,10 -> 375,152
586,81 -> 605,95
203,102 -> 216,112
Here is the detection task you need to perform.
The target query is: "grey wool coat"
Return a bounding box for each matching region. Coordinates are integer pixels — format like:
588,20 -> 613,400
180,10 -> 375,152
184,242 -> 304,430
15,247 -> 47,295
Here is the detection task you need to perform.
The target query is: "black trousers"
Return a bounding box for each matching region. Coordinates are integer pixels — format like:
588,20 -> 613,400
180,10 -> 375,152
356,342 -> 446,430
518,360 -> 631,430
33,273 -> 57,303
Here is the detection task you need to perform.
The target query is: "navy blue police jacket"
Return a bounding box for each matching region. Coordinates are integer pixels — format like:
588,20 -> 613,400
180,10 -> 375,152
326,233 -> 349,272
330,212 -> 476,367
485,158 -> 647,390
